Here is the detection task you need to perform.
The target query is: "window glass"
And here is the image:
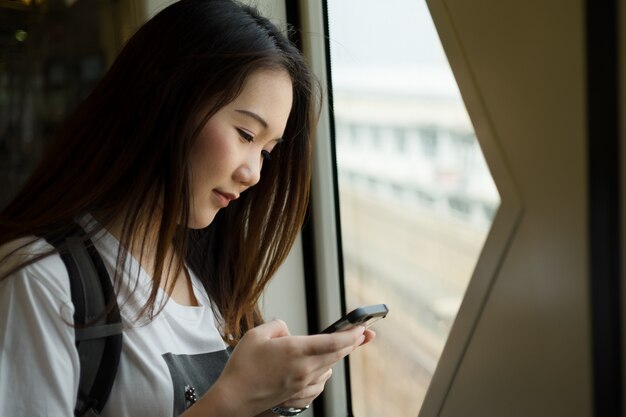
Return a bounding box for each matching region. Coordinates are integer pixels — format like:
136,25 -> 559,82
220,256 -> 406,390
326,1 -> 500,415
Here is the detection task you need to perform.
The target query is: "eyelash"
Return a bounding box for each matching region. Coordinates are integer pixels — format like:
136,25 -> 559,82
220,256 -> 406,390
237,128 -> 254,142
237,128 -> 272,162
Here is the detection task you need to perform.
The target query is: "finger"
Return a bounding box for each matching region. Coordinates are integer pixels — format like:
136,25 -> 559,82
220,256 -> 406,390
251,319 -> 291,340
360,329 -> 376,346
303,367 -> 333,387
283,369 -> 333,407
293,344 -> 356,380
283,388 -> 319,406
314,368 -> 333,384
282,380 -> 327,407
298,327 -> 366,371
299,326 -> 366,356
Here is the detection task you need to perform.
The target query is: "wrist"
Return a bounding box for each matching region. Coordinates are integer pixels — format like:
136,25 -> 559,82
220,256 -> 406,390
205,381 -> 253,417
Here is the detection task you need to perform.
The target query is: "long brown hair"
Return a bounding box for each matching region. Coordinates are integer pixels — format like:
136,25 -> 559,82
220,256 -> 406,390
0,0 -> 317,345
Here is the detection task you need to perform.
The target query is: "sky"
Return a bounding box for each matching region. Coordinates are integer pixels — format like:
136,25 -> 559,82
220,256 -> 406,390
327,0 -> 460,98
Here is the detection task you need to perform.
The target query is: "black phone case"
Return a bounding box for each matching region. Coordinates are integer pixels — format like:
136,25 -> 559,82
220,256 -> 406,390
321,304 -> 388,333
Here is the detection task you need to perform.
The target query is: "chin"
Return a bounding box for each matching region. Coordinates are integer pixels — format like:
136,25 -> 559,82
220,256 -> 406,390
188,210 -> 218,229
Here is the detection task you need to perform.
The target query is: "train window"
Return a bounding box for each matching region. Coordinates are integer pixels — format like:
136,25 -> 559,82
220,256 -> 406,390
326,0 -> 500,415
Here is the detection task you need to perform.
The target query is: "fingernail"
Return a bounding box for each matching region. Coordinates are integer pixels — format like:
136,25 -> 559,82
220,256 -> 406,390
359,326 -> 366,334
358,335 -> 366,345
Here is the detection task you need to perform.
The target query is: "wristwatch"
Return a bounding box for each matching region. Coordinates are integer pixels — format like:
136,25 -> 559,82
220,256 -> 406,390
271,405 -> 310,416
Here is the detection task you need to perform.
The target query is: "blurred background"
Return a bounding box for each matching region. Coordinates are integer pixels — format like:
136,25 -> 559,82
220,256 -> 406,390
0,0 -> 148,208
326,0 -> 499,415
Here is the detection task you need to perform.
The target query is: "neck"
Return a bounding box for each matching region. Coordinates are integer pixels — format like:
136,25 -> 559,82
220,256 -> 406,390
94,209 -> 199,307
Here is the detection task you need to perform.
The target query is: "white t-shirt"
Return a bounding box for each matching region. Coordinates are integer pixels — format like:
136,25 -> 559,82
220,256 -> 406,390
0,224 -> 230,417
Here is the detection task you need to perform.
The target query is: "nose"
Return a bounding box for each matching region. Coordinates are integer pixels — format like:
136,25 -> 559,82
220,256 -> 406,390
234,154 -> 262,187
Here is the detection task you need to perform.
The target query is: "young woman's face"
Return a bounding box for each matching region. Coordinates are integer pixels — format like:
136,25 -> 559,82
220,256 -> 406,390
188,69 -> 293,229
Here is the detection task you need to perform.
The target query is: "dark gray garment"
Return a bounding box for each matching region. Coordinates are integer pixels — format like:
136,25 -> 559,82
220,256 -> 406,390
162,349 -> 230,416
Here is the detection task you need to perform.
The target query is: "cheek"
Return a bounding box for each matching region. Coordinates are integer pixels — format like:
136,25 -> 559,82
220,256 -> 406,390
189,122 -> 233,188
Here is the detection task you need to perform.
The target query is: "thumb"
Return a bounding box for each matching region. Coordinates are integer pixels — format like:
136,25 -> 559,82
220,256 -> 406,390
256,319 -> 291,340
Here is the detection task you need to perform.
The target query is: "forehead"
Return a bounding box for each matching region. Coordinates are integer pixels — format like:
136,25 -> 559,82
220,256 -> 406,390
222,69 -> 293,131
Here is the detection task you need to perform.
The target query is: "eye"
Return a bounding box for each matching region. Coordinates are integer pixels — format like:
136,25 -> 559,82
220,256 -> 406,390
237,128 -> 254,142
261,150 -> 272,161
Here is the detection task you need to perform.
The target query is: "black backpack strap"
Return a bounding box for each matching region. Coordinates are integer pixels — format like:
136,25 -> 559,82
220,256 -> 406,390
46,223 -> 123,417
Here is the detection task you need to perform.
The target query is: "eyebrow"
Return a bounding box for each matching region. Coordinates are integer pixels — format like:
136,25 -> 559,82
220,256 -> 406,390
235,109 -> 284,143
235,109 -> 268,129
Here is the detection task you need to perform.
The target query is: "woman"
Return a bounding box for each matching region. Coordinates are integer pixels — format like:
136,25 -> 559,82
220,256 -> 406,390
0,1 -> 374,416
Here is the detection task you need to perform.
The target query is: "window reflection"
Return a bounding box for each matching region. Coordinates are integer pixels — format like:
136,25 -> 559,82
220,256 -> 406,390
327,0 -> 499,415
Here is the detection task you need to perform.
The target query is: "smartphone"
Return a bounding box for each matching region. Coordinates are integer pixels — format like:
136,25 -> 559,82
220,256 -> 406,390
320,304 -> 388,334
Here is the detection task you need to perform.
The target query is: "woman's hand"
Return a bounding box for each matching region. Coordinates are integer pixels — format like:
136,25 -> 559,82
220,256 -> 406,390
192,319 -> 375,417
273,327 -> 376,412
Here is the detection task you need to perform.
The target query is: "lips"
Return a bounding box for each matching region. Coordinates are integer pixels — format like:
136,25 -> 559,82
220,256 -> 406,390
212,190 -> 238,207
